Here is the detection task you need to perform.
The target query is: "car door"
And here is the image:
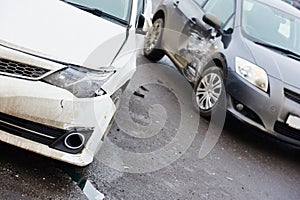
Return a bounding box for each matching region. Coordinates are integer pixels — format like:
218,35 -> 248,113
165,0 -> 206,61
176,0 -> 235,67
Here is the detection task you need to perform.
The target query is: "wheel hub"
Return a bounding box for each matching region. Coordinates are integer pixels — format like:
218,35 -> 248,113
144,19 -> 163,53
195,72 -> 222,110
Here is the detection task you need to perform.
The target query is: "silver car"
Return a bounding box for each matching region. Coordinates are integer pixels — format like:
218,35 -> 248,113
144,0 -> 300,145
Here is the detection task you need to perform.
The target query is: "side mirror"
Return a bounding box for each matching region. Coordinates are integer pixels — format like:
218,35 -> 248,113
202,13 -> 222,31
137,14 -> 145,29
203,13 -> 232,49
221,33 -> 232,49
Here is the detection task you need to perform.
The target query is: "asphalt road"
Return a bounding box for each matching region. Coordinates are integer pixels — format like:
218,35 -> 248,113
1,53 -> 300,199
1,1 -> 300,199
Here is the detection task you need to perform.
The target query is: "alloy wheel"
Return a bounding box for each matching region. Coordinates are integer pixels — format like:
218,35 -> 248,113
195,72 -> 222,110
144,18 -> 163,54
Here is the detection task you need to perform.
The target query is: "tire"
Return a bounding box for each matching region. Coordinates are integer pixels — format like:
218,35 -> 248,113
194,66 -> 225,118
143,17 -> 165,61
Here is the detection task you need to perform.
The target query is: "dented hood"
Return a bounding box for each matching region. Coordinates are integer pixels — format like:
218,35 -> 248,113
0,0 -> 127,69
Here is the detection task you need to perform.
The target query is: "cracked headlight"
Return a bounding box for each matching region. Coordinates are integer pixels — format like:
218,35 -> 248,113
44,66 -> 115,98
235,57 -> 269,92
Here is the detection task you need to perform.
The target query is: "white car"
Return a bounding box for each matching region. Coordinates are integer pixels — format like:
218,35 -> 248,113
0,0 -> 152,166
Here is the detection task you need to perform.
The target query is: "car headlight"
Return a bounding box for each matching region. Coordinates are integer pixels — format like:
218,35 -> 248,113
235,57 -> 269,92
43,66 -> 115,98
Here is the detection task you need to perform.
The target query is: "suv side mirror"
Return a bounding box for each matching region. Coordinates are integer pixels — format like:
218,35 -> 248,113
203,13 -> 222,31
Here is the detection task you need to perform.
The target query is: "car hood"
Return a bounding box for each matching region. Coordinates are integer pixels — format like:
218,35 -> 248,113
245,39 -> 300,89
0,0 -> 127,69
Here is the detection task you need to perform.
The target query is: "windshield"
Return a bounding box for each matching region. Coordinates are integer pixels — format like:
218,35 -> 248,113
242,0 -> 300,56
63,0 -> 132,23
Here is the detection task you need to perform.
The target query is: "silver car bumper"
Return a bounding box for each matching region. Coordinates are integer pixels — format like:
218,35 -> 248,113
226,70 -> 300,146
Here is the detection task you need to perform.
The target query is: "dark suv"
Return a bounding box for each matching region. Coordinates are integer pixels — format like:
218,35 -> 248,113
144,0 -> 300,145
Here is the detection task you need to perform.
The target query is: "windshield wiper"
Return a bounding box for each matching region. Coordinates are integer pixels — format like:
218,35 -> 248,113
61,0 -> 129,26
254,41 -> 300,61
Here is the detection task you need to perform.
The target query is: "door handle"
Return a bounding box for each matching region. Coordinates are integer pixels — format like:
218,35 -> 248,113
189,17 -> 197,26
173,1 -> 179,7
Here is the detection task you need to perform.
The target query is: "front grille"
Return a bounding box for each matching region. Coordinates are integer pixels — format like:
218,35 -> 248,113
0,58 -> 50,79
0,112 -> 68,145
284,88 -> 300,105
274,121 -> 300,141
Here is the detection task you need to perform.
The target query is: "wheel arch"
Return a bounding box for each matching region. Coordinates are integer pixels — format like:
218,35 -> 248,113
152,10 -> 165,22
209,53 -> 229,78
194,53 -> 228,86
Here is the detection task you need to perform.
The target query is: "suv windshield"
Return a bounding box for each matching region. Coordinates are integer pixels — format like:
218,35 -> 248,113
62,0 -> 132,23
242,0 -> 300,56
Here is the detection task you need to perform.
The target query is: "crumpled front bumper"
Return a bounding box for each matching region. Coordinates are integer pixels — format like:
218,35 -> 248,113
0,75 -> 116,166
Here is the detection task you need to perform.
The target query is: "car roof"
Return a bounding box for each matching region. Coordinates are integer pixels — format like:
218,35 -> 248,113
251,0 -> 300,17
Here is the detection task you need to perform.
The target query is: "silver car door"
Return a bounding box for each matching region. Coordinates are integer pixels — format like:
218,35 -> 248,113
163,1 -> 201,59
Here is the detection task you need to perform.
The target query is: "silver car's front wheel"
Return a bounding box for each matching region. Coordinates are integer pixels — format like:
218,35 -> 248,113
195,67 -> 224,117
144,17 -> 165,61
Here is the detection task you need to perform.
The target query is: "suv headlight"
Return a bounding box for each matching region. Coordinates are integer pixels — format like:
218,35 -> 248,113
235,57 -> 269,92
44,66 -> 115,98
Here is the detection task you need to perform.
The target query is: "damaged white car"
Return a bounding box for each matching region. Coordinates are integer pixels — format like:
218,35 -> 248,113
0,0 -> 152,166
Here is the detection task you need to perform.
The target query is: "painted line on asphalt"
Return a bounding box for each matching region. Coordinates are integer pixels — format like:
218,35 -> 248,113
60,165 -> 105,200
82,180 -> 105,200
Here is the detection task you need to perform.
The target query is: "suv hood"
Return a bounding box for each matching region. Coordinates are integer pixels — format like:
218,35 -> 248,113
0,0 -> 127,69
245,39 -> 300,89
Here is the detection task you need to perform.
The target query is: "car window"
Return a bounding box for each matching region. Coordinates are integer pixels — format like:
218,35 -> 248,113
64,0 -> 132,21
194,0 -> 207,6
223,15 -> 234,33
242,0 -> 300,56
136,0 -> 145,27
136,0 -> 144,19
137,0 -> 145,14
203,0 -> 235,25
